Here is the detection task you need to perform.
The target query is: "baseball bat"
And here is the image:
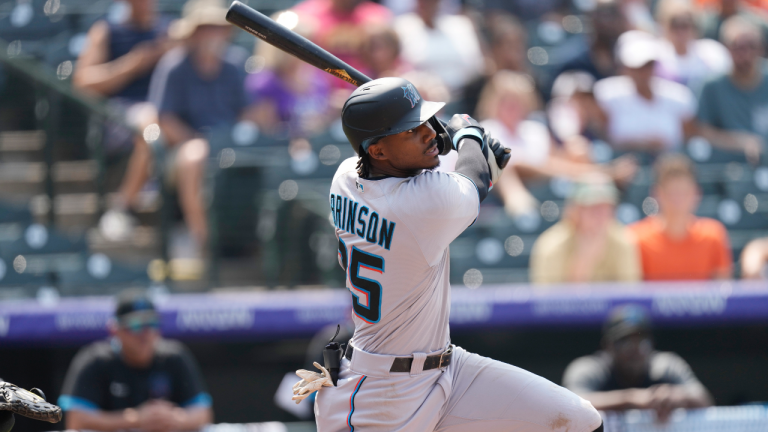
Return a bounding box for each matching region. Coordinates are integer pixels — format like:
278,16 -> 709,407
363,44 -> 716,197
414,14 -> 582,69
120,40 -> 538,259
226,1 -> 372,87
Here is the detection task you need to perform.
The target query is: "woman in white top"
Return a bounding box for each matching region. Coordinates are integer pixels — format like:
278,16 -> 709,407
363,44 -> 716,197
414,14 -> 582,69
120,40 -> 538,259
655,0 -> 732,93
474,71 -> 635,215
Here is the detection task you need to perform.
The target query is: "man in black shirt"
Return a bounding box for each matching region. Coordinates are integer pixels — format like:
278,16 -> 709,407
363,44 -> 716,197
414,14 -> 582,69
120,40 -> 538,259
58,290 -> 212,431
563,305 -> 712,421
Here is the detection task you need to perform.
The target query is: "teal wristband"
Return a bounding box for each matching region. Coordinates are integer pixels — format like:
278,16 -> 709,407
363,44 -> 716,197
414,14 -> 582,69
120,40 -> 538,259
452,128 -> 484,150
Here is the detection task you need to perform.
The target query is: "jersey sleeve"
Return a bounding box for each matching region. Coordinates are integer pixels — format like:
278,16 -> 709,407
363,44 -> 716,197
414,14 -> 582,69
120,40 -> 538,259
390,171 -> 480,266
562,355 -> 610,394
58,347 -> 105,412
650,352 -> 706,389
170,343 -> 212,409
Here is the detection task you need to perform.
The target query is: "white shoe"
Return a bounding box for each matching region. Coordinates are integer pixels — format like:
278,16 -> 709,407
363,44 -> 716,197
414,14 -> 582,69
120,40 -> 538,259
99,209 -> 137,242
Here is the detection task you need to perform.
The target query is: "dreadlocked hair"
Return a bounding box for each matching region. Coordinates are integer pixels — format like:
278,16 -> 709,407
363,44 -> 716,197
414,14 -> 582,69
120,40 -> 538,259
357,151 -> 371,179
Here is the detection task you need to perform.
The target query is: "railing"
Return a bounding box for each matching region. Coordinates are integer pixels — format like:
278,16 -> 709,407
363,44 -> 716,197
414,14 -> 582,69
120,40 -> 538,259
1,280 -> 766,346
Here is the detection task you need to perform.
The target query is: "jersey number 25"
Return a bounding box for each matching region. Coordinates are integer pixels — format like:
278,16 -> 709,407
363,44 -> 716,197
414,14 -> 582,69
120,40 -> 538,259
338,239 -> 384,324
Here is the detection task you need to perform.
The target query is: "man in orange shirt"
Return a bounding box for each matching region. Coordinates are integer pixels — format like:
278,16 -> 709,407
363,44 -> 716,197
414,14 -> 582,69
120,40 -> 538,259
629,154 -> 733,280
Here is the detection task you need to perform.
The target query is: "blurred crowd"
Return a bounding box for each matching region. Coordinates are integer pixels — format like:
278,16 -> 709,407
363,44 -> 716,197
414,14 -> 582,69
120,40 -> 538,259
68,0 -> 768,281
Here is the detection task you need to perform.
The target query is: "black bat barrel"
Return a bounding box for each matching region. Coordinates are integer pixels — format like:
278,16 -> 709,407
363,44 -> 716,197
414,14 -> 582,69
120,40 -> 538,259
226,1 -> 372,87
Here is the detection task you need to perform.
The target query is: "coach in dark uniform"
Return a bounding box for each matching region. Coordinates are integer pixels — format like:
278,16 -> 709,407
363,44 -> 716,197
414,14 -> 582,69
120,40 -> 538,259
563,305 -> 712,422
58,290 -> 212,431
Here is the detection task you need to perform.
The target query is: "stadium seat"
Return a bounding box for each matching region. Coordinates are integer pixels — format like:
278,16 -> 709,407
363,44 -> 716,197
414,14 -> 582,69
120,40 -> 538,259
55,253 -> 150,294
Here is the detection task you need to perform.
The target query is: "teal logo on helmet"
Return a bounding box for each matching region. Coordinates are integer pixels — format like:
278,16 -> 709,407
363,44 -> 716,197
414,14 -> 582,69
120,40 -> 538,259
401,83 -> 420,108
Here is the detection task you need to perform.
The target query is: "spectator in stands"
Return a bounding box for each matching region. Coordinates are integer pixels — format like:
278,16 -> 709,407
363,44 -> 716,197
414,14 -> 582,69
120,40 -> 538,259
553,0 -> 627,88
149,0 -> 252,250
547,71 -> 608,158
741,237 -> 768,278
59,290 -> 212,432
700,0 -> 768,47
394,0 -> 484,97
629,154 -> 733,280
73,0 -> 172,241
477,71 -> 637,214
655,0 -> 732,93
461,14 -> 529,118
563,305 -> 712,422
530,174 -> 641,284
697,17 -> 767,164
594,31 -> 697,153
360,26 -> 410,79
245,15 -> 332,138
293,0 -> 391,86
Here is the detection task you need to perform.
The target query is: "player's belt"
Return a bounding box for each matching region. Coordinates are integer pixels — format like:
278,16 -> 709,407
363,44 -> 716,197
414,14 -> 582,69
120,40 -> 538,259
344,345 -> 453,373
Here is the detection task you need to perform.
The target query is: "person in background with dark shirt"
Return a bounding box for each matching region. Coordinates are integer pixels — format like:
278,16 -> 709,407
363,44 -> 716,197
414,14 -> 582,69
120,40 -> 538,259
73,0 -> 173,242
552,0 -> 628,92
563,305 -> 712,422
58,290 -> 212,431
149,0 -> 251,250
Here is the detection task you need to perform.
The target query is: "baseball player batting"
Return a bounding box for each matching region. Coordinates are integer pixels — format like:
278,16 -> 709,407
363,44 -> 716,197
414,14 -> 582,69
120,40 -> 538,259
290,77 -> 605,432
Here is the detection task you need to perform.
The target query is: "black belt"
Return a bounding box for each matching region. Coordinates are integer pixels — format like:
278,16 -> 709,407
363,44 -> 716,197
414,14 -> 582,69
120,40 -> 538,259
344,345 -> 453,373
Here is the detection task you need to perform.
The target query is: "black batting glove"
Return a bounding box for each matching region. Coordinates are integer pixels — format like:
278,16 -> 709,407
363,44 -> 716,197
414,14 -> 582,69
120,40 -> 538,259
445,114 -> 485,150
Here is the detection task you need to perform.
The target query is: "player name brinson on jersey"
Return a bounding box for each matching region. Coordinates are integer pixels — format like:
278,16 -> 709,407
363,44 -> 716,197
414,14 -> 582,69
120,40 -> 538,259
330,193 -> 396,250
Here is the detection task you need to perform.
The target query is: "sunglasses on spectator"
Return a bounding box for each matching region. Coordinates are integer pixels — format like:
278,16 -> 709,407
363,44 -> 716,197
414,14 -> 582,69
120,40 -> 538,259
669,19 -> 694,30
120,317 -> 160,333
729,41 -> 760,52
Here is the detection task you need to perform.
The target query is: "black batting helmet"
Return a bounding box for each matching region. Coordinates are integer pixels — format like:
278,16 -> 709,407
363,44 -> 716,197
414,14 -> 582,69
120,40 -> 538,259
341,77 -> 452,156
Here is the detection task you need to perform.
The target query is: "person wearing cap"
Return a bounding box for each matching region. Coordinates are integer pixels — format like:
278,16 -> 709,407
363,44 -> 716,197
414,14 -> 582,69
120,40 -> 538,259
58,290 -> 212,431
530,173 -> 641,284
146,0 -> 254,252
562,305 -> 712,421
629,154 -> 733,280
593,30 -> 697,153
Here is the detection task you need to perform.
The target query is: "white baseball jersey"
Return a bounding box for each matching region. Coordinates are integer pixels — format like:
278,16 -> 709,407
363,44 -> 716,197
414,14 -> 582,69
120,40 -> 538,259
318,157 -> 603,432
330,157 -> 479,356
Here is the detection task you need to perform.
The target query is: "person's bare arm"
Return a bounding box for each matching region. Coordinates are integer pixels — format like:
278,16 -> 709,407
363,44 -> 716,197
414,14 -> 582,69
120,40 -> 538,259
578,388 -> 654,411
72,21 -> 166,97
741,238 -> 768,279
65,408 -> 140,431
580,384 -> 712,420
698,123 -> 763,164
169,406 -> 213,431
66,401 -> 212,432
159,113 -> 197,147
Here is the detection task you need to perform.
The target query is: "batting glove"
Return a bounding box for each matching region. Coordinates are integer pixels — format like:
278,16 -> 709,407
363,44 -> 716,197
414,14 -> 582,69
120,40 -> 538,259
445,114 -> 485,151
484,130 -> 511,188
291,362 -> 334,404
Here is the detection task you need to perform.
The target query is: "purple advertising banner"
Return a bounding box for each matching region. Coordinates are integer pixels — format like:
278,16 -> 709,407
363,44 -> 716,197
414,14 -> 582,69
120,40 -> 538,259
1,281 -> 766,346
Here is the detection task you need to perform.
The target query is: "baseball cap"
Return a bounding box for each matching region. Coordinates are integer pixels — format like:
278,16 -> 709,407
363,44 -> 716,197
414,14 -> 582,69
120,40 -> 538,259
568,173 -> 618,206
616,30 -> 660,69
115,290 -> 160,332
603,304 -> 651,342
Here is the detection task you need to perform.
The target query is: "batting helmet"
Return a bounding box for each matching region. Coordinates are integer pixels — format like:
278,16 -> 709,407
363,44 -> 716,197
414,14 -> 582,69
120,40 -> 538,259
341,77 -> 452,156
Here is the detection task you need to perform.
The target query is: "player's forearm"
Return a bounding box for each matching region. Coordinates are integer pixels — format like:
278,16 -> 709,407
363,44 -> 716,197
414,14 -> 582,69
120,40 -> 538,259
65,408 -> 140,431
454,138 -> 490,202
